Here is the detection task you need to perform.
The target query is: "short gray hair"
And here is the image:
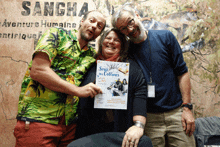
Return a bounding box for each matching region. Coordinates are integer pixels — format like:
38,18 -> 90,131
111,2 -> 137,28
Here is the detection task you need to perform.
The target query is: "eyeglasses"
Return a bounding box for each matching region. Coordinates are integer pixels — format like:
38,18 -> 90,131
119,19 -> 135,32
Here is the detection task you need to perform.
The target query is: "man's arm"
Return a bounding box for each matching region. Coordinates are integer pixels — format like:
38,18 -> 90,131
178,72 -> 195,136
30,52 -> 102,98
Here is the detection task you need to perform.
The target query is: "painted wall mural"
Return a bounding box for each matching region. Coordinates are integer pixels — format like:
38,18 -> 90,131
0,0 -> 219,146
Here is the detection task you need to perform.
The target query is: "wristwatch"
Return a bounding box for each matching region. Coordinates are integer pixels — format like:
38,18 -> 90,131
182,103 -> 193,110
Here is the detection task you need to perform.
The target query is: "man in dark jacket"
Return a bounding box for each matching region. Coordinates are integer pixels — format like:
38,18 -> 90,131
112,3 -> 196,147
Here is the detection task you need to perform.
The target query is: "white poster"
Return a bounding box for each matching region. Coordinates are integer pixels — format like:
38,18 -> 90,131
94,60 -> 129,109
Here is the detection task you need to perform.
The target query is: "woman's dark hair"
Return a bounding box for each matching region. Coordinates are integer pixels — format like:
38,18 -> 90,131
96,28 -> 128,61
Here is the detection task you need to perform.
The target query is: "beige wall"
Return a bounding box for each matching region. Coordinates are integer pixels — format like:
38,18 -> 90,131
0,0 -> 219,146
0,0 -> 97,146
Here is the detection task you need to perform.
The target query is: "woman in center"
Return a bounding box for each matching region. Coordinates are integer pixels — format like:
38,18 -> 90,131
75,28 -> 150,147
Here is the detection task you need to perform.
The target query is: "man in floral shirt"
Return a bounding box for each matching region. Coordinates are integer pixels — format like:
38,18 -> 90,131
14,10 -> 106,147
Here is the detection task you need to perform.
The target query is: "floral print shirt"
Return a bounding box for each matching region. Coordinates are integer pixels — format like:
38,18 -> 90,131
17,27 -> 96,125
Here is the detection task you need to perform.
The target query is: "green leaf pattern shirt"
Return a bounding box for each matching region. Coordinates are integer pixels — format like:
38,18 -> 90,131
17,27 -> 96,125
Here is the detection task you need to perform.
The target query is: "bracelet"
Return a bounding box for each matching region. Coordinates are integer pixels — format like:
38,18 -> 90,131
134,121 -> 145,129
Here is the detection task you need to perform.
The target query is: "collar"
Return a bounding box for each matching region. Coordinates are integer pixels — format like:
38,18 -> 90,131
68,29 -> 90,51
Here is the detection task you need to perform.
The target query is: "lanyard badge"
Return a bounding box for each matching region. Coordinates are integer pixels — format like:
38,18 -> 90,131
148,75 -> 155,98
148,83 -> 155,98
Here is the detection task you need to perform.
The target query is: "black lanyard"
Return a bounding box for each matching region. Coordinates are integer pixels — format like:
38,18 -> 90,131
133,31 -> 153,84
146,31 -> 153,84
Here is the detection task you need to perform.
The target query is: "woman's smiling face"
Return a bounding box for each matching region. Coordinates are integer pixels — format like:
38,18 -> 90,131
101,31 -> 122,59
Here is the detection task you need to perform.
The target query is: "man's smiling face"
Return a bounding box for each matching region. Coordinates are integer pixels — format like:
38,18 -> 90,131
80,11 -> 106,42
116,11 -> 146,43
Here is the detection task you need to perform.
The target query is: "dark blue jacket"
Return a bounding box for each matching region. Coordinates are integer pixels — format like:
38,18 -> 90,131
129,30 -> 188,112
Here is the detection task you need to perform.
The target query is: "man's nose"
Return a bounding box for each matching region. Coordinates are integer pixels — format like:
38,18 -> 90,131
127,26 -> 134,33
91,22 -> 98,29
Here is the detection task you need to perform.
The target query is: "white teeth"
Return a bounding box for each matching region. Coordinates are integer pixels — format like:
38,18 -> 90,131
106,46 -> 115,49
106,45 -> 114,49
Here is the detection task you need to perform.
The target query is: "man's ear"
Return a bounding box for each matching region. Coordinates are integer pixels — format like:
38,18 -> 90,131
79,18 -> 84,26
135,11 -> 141,20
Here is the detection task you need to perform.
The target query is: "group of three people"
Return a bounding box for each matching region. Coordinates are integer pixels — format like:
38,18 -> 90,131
14,3 -> 195,147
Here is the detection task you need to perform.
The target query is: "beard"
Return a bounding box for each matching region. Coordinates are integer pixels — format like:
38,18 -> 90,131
129,21 -> 146,43
80,30 -> 94,42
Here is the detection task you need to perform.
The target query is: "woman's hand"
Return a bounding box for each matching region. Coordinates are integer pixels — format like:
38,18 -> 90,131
122,125 -> 144,147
